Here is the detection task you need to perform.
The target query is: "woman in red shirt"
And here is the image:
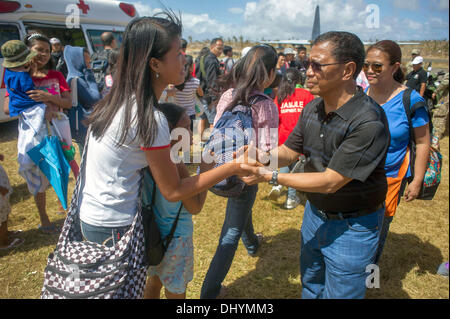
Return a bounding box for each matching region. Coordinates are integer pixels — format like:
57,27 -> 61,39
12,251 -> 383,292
268,68 -> 314,209
3,33 -> 71,234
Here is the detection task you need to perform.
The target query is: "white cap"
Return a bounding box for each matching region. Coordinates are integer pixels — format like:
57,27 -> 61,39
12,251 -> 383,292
241,46 -> 252,57
284,47 -> 295,55
50,37 -> 61,45
412,56 -> 423,65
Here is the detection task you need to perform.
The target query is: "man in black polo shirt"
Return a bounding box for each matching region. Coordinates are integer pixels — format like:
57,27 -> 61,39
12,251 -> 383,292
406,56 -> 427,97
239,31 -> 390,299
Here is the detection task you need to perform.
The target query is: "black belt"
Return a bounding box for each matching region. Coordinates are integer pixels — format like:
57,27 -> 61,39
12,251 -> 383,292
315,204 -> 383,221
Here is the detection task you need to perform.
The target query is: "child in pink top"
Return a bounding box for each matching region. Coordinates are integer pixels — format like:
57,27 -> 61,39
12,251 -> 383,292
201,44 -> 279,299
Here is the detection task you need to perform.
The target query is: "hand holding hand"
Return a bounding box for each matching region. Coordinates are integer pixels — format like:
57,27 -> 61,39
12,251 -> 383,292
238,164 -> 273,185
233,142 -> 268,166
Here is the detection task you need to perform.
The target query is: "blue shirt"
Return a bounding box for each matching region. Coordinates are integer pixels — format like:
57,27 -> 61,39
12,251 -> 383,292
367,88 -> 429,178
142,172 -> 193,238
4,68 -> 41,117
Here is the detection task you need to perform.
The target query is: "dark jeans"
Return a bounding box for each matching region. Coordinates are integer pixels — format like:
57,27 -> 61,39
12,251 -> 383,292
200,185 -> 260,298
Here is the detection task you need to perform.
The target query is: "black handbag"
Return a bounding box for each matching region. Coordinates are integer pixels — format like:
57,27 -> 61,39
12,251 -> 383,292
142,168 -> 182,266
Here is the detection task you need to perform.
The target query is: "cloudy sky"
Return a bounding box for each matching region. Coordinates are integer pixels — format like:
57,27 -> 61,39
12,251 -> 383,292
130,0 -> 449,41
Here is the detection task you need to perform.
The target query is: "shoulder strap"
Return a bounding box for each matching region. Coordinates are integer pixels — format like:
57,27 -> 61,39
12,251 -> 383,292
402,88 -> 417,176
163,203 -> 183,248
147,173 -> 182,249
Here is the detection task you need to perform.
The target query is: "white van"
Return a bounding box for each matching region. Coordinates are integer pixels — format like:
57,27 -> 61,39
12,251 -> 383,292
0,0 -> 138,122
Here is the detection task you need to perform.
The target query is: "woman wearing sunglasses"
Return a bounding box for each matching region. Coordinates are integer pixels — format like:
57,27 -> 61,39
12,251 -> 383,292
364,40 -> 430,264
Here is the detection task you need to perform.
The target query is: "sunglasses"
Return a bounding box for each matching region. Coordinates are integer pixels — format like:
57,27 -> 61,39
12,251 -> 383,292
363,62 -> 384,73
308,60 -> 342,72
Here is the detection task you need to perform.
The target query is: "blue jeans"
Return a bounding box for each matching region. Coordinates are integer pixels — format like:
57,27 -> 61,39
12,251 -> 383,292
300,201 -> 384,299
373,215 -> 393,264
200,185 -> 260,299
80,221 -> 130,247
280,165 -> 297,199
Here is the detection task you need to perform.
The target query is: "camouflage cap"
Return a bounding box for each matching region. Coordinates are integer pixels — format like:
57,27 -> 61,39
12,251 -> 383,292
411,49 -> 420,55
1,40 -> 37,68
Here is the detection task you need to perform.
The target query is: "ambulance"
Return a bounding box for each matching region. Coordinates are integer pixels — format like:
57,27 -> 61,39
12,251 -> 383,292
0,0 -> 139,122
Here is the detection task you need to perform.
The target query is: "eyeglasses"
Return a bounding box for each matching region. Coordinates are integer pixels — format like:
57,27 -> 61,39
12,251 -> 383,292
363,62 -> 384,74
308,60 -> 342,72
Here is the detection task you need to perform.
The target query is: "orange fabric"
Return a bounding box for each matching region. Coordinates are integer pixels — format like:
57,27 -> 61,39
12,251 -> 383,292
384,149 -> 410,217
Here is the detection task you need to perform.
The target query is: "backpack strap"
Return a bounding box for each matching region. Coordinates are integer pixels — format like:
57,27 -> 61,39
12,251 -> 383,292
200,55 -> 207,81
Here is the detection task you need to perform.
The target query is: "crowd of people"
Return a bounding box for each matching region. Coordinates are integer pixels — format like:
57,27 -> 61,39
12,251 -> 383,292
0,10 -> 449,299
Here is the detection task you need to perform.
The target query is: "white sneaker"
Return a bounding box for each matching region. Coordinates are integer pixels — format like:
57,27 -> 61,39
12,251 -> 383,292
268,185 -> 282,201
284,195 -> 301,210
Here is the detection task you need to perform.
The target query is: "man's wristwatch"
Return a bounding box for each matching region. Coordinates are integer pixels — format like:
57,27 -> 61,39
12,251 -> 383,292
268,170 -> 279,186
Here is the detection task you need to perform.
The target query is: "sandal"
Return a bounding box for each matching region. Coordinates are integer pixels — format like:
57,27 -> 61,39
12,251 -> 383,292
38,224 -> 60,234
0,237 -> 25,250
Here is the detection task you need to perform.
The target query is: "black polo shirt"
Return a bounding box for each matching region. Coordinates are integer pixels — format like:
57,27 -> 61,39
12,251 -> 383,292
406,68 -> 427,93
284,88 -> 390,212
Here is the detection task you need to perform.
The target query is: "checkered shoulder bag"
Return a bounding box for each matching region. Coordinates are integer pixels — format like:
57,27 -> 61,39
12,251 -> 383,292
41,131 -> 148,299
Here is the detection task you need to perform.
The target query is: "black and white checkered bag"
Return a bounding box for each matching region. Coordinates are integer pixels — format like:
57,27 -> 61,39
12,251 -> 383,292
41,131 -> 148,299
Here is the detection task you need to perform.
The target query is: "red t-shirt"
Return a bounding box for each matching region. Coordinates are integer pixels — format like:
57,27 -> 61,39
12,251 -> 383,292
5,69 -> 70,98
275,87 -> 315,145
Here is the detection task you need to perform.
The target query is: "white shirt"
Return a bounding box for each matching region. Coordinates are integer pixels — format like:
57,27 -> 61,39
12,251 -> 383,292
79,103 -> 170,227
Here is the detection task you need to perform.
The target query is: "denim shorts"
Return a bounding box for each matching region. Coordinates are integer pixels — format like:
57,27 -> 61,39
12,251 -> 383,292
147,236 -> 194,294
80,221 -> 131,247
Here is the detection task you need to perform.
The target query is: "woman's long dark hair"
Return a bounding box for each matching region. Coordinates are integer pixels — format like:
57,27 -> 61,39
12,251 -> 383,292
277,68 -> 301,105
24,33 -> 54,70
175,54 -> 193,91
367,40 -> 404,83
218,44 -> 278,109
88,11 -> 182,148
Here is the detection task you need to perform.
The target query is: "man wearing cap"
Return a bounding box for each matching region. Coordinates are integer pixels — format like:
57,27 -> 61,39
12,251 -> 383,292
278,47 -> 295,75
50,37 -> 68,78
406,49 -> 420,75
284,47 -> 296,67
406,56 -> 427,97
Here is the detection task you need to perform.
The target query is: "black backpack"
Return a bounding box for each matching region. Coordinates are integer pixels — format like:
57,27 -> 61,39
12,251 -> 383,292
90,49 -> 111,93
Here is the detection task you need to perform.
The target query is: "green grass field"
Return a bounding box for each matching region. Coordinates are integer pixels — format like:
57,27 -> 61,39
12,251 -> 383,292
0,119 -> 448,299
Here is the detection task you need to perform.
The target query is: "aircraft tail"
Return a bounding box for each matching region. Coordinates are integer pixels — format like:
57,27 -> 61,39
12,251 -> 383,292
311,5 -> 320,41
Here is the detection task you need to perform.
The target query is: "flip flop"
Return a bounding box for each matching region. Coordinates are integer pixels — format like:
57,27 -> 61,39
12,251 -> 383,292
0,237 -> 25,250
38,224 -> 60,234
8,230 -> 23,237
